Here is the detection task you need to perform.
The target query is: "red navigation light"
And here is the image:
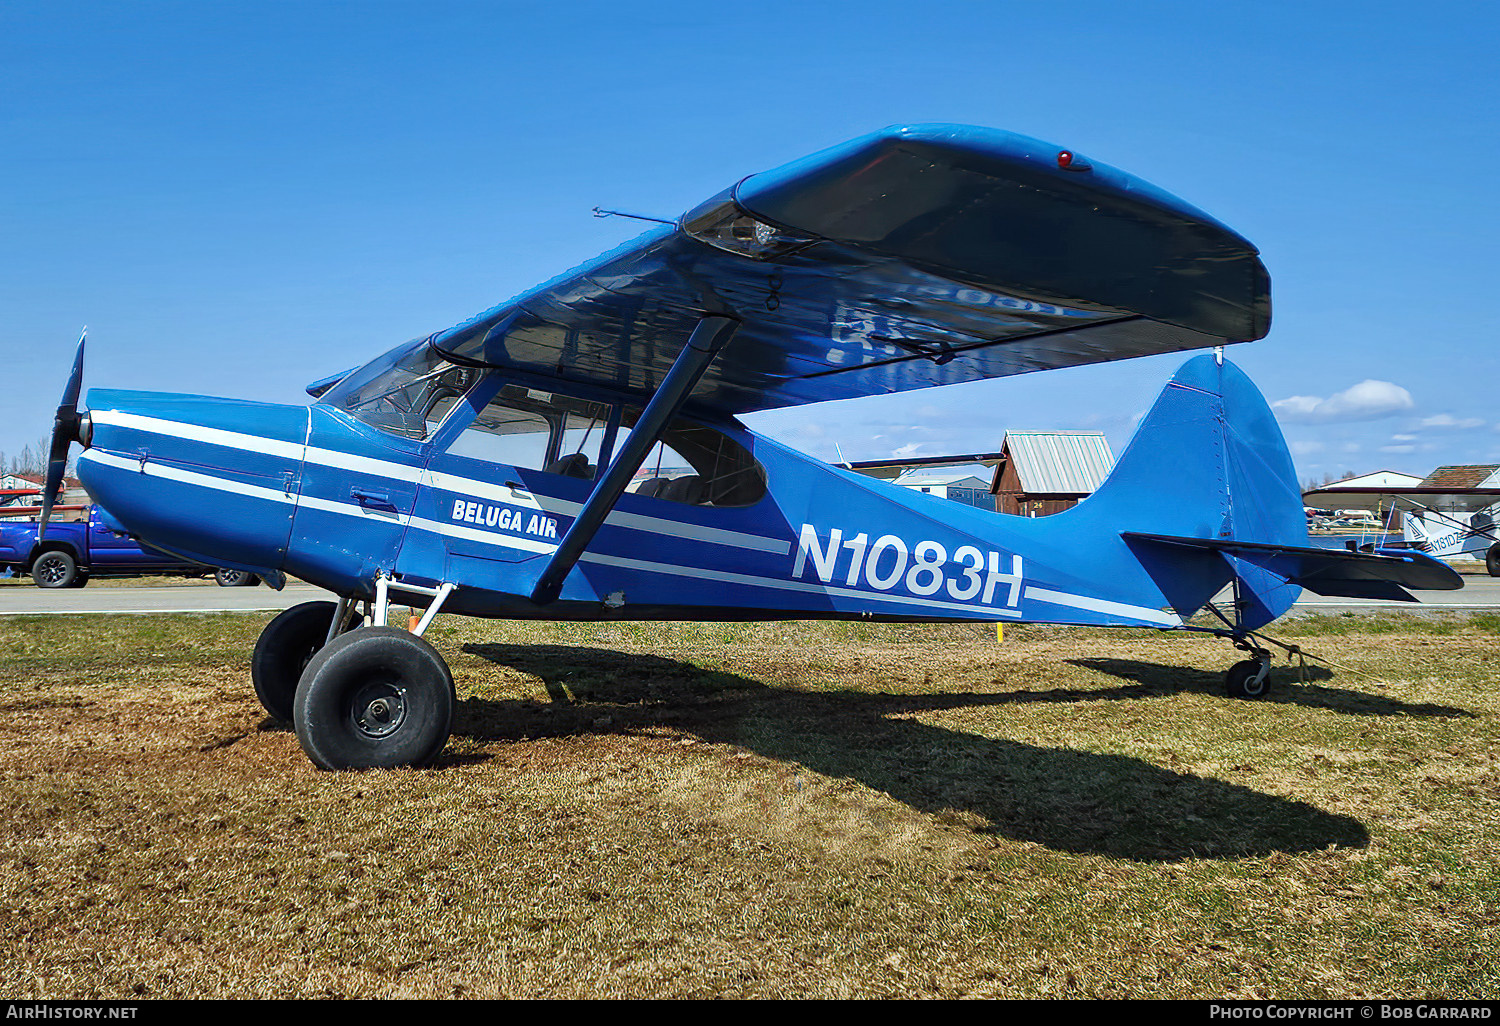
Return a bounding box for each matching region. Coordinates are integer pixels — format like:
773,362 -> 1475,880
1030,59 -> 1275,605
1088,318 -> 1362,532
1056,149 -> 1091,173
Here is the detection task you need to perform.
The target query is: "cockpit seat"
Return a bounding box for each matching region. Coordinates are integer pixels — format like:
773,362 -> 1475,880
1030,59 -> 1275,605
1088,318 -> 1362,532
659,475 -> 705,505
545,453 -> 594,479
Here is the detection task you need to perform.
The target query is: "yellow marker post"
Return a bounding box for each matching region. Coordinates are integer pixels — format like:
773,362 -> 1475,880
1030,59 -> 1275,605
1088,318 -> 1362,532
996,622 -> 1004,643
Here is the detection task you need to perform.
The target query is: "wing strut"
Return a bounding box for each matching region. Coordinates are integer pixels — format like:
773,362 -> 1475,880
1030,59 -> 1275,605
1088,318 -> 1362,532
529,314 -> 740,605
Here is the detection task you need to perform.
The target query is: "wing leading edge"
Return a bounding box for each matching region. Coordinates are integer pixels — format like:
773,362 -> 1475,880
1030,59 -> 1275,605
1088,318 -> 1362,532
432,124 -> 1271,415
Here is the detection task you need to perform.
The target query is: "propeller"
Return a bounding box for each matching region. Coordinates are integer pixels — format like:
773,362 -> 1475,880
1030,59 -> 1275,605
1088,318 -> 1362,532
39,330 -> 87,542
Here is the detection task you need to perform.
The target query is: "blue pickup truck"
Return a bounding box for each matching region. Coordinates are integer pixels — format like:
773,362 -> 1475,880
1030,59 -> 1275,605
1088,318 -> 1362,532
0,507 -> 259,588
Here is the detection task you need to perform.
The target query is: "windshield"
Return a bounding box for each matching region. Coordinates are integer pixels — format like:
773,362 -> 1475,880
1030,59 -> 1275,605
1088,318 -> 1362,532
320,340 -> 478,441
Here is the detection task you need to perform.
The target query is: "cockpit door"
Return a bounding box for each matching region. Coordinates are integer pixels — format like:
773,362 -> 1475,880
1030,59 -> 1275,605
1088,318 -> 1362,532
391,375 -> 617,593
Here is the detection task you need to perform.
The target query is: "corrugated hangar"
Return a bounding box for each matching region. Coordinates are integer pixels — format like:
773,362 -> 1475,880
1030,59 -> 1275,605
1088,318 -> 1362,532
847,431 -> 1117,516
989,431 -> 1115,516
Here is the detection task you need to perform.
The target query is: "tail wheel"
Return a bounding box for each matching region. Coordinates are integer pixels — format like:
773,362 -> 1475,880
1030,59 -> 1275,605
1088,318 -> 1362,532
1226,658 -> 1273,699
31,550 -> 78,589
293,627 -> 454,771
251,601 -> 363,722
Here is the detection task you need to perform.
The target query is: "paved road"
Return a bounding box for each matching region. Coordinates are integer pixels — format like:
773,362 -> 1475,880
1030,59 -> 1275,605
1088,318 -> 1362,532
0,581 -> 337,615
1285,575 -> 1500,614
2,576 -> 1497,617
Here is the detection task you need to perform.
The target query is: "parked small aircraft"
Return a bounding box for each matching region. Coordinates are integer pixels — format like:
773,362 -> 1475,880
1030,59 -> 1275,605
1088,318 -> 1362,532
1303,483 -> 1500,574
40,125 -> 1461,769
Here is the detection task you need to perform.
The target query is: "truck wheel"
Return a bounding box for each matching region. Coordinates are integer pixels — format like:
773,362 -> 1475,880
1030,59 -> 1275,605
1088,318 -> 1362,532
215,568 -> 260,587
251,601 -> 363,722
293,627 -> 454,771
1486,544 -> 1500,577
31,551 -> 78,589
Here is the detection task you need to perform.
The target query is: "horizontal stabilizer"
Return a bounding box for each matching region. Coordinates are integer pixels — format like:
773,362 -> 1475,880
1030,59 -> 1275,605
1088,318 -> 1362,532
1123,532 -> 1462,600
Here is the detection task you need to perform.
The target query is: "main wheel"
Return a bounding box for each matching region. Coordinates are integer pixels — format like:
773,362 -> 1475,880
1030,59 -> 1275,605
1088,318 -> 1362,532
251,601 -> 363,722
1226,659 -> 1272,699
293,627 -> 454,771
215,568 -> 260,587
1485,544 -> 1500,578
31,550 -> 78,589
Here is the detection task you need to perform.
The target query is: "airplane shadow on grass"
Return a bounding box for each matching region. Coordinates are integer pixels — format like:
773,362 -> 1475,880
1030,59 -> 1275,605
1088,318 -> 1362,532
456,643 -> 1381,863
1070,658 -> 1475,719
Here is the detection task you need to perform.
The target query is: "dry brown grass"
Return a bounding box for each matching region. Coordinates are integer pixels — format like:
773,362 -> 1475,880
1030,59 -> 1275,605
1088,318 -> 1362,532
0,612 -> 1496,999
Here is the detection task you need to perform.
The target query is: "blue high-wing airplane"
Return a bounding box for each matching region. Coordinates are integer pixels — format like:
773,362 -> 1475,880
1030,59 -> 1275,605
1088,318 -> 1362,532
39,125 -> 1461,770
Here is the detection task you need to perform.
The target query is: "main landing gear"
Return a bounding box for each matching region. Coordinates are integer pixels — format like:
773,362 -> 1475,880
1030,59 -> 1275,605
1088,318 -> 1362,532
251,577 -> 458,770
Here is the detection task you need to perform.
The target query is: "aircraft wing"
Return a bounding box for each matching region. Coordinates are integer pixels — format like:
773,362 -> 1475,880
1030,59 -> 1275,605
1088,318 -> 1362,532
844,452 -> 1005,480
1302,486 -> 1500,514
432,124 -> 1270,415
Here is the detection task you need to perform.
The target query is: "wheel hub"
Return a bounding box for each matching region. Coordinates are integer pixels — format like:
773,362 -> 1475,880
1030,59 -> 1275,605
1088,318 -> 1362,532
349,680 -> 407,739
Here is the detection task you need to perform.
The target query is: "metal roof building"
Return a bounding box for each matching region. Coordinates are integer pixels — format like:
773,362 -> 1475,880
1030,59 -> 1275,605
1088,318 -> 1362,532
1420,465 -> 1500,490
989,431 -> 1116,516
890,469 -> 996,511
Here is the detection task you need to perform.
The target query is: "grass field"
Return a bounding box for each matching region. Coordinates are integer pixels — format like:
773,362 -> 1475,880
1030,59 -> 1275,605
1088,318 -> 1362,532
0,611 -> 1496,999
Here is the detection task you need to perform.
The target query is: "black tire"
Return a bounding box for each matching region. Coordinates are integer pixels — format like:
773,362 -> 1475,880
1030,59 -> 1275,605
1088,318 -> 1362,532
31,550 -> 78,589
251,601 -> 363,722
293,626 -> 454,771
215,568 -> 260,587
1226,659 -> 1272,700
1486,544 -> 1500,578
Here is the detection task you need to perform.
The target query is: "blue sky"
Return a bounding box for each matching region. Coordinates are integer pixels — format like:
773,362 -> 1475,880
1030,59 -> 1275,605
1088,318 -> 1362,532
3,0 -> 1497,486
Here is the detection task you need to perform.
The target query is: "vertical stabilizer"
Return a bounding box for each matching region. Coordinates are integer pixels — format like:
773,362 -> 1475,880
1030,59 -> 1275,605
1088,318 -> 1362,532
1078,355 -> 1308,628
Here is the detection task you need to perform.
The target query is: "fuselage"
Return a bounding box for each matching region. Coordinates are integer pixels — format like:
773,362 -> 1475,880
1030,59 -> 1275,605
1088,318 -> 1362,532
75,342 -> 1229,629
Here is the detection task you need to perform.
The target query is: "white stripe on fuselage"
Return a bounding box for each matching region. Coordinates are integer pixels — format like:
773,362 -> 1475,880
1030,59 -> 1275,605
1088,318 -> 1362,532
87,409 -> 790,555
578,551 -> 1025,619
79,448 -> 296,505
81,413 -> 1180,627
1023,586 -> 1182,627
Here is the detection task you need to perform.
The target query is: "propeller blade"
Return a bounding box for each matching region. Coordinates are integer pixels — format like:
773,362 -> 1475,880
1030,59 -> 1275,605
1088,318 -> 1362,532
40,330 -> 86,542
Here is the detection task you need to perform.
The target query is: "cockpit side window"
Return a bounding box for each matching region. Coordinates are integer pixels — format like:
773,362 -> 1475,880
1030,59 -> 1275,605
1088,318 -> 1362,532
323,341 -> 477,441
446,384 -> 610,480
618,408 -> 767,507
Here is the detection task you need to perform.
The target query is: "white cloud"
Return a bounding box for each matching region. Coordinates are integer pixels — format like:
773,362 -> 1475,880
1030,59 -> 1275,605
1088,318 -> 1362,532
1290,440 -> 1325,455
1272,380 -> 1414,423
1416,413 -> 1486,430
